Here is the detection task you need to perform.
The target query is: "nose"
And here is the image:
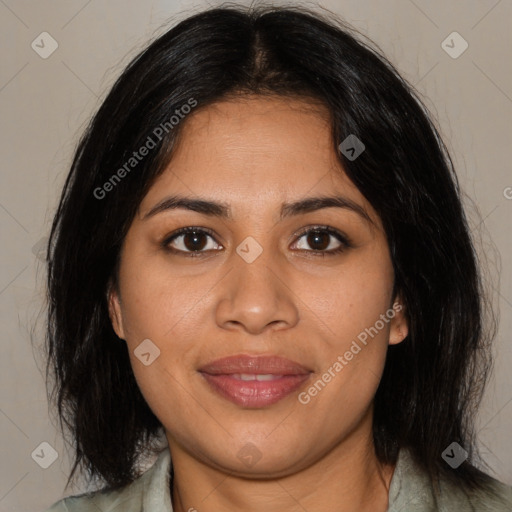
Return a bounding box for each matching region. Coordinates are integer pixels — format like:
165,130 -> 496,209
215,248 -> 299,335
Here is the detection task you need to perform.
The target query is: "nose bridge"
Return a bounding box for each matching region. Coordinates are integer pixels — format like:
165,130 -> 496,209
215,240 -> 299,333
234,248 -> 278,304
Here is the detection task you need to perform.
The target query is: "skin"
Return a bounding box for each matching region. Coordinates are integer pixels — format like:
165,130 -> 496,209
108,95 -> 409,512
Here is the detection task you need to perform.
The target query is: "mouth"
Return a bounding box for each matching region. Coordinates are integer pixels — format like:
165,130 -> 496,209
198,355 -> 312,408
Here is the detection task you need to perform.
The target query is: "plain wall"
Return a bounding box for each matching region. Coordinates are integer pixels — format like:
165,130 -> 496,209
0,0 -> 510,510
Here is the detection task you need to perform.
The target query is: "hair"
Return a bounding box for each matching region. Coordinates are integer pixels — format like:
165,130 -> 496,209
45,2 -> 500,501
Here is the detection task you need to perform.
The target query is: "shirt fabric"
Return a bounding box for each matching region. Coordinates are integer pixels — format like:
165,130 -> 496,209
44,447 -> 512,511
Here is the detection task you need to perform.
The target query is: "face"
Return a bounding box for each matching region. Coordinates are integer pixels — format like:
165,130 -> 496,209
108,95 -> 408,477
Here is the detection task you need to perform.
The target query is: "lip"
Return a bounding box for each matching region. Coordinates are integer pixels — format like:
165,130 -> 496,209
198,355 -> 312,408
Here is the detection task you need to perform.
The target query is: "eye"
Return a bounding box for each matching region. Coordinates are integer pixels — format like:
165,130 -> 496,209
162,225 -> 351,258
292,226 -> 351,256
162,227 -> 222,257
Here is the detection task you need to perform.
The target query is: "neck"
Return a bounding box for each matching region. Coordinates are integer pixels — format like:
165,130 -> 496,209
168,416 -> 395,512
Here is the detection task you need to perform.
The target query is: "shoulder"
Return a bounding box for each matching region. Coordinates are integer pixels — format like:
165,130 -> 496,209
42,449 -> 173,512
388,447 -> 512,511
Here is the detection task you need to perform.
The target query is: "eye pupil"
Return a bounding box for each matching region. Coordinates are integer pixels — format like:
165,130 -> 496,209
307,231 -> 329,250
184,232 -> 207,251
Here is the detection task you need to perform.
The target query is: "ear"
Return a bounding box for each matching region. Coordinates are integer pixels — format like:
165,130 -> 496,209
107,279 -> 126,340
388,296 -> 408,346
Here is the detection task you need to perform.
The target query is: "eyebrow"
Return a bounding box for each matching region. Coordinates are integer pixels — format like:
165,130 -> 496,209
142,194 -> 375,227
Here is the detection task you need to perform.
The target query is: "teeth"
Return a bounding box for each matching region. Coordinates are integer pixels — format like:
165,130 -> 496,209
256,374 -> 280,381
240,374 -> 256,381
235,373 -> 282,381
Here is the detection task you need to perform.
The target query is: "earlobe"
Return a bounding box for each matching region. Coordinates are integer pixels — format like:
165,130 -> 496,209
107,282 -> 125,340
389,299 -> 408,346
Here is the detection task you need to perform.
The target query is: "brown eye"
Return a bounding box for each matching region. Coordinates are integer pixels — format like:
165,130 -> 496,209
306,230 -> 331,250
163,227 -> 221,255
293,227 -> 350,255
181,231 -> 208,251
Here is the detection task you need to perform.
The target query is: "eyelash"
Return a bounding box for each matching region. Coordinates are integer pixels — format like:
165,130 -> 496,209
161,225 -> 352,258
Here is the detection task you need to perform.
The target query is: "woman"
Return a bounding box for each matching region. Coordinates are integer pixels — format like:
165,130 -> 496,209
43,5 -> 512,511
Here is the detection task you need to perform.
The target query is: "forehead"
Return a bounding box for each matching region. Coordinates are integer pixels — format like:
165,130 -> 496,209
139,96 -> 381,229
171,95 -> 333,170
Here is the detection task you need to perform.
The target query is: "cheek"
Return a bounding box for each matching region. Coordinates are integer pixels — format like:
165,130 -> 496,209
118,249 -> 207,342
304,254 -> 394,350
128,358 -> 196,443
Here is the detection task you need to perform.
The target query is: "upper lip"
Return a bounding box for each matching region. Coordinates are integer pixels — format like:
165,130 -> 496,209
199,355 -> 311,375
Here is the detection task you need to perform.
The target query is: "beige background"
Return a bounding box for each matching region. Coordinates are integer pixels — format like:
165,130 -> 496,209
0,0 -> 511,510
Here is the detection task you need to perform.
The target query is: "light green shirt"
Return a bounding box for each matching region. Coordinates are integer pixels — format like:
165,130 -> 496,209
44,447 -> 512,511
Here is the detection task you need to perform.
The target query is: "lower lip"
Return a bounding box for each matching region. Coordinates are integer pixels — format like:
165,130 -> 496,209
200,373 -> 310,408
